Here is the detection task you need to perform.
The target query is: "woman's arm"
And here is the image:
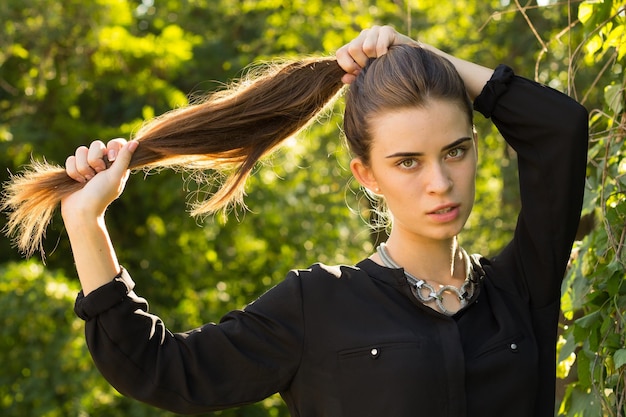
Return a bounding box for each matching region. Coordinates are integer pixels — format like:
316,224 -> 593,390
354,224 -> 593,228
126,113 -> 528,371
474,69 -> 589,305
336,26 -> 589,305
336,25 -> 493,99
63,138 -> 303,413
61,138 -> 138,294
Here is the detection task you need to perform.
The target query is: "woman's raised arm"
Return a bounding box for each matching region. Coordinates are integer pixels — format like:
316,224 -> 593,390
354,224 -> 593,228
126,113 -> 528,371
336,25 -> 493,99
61,139 -> 138,295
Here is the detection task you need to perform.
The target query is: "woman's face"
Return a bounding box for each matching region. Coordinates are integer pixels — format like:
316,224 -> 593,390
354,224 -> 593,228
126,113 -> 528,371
351,100 -> 477,244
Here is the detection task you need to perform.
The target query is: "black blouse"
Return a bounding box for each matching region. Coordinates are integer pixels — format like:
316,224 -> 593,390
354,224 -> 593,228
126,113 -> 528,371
75,65 -> 589,417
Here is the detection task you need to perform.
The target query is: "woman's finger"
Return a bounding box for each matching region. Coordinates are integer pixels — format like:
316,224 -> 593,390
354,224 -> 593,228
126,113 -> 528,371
74,146 -> 97,181
336,43 -> 363,75
65,155 -> 86,183
360,25 -> 389,59
87,140 -> 107,173
337,25 -> 413,82
374,25 -> 400,56
346,29 -> 374,67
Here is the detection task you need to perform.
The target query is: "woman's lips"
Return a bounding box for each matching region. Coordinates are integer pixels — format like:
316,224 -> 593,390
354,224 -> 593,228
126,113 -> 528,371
427,204 -> 460,223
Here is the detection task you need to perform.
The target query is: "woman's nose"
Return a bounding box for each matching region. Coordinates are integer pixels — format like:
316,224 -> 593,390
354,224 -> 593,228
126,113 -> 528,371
426,163 -> 453,194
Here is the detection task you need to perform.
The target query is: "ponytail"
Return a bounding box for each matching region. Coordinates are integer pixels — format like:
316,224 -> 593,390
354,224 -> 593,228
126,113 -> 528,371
1,57 -> 346,257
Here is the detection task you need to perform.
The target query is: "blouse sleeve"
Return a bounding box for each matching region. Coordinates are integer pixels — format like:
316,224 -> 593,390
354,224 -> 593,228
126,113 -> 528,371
473,65 -> 589,307
74,267 -> 304,414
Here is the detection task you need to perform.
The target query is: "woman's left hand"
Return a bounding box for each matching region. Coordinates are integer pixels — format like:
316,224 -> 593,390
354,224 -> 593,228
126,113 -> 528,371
336,25 -> 417,84
62,138 -> 138,219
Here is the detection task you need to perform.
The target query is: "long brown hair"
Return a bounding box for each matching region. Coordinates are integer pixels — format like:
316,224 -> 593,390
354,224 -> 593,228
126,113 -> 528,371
2,44 -> 472,258
1,57 -> 346,257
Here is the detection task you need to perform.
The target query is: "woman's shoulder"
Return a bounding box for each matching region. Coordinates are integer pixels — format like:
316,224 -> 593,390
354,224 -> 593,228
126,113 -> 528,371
289,262 -> 366,282
287,258 -> 409,292
246,262 -> 370,313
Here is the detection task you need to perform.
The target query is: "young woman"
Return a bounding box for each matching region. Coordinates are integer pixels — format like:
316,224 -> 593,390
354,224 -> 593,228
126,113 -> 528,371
30,26 -> 590,416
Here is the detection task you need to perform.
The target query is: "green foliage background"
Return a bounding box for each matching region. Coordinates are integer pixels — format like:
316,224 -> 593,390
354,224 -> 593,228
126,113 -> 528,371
0,0 -> 623,416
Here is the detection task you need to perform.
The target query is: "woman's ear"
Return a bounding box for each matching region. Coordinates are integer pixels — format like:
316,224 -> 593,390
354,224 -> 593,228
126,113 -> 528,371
350,158 -> 380,194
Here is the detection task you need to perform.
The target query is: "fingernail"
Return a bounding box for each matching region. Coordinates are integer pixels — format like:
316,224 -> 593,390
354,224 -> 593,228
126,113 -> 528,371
128,140 -> 138,151
108,149 -> 117,161
84,174 -> 93,181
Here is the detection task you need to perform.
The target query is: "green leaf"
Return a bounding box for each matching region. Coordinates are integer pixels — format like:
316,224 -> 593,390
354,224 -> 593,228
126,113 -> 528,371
604,83 -> 624,115
558,332 -> 578,363
575,310 -> 602,328
614,349 -> 626,369
566,385 -> 603,416
576,350 -> 593,389
578,2 -> 594,25
587,325 -> 601,352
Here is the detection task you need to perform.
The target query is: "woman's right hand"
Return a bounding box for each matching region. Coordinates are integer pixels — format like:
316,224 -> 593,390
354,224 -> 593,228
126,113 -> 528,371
61,138 -> 138,219
336,25 -> 417,84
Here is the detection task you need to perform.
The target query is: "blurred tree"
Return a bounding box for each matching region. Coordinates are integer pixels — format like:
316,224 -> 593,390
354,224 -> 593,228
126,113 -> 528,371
2,0 -> 615,416
557,1 -> 626,416
0,261 -> 153,416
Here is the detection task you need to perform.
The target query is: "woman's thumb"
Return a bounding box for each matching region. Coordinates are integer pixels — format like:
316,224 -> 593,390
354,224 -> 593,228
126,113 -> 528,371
109,140 -> 138,176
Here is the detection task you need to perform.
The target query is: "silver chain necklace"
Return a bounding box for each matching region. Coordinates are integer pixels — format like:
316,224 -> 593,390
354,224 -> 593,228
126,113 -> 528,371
376,242 -> 476,316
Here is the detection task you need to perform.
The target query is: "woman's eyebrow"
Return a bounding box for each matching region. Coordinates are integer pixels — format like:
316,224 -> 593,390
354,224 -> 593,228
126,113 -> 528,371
385,137 -> 473,159
441,137 -> 473,152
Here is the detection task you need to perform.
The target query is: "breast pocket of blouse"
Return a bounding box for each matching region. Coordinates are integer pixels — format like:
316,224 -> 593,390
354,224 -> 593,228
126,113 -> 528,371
471,333 -> 533,363
336,342 -> 447,416
468,333 -> 538,390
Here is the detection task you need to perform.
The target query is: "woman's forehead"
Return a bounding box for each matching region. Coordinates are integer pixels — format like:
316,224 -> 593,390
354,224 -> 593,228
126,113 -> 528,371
368,103 -> 473,152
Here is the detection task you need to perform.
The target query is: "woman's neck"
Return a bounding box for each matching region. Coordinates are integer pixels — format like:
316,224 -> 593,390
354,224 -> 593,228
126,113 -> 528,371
375,234 -> 466,286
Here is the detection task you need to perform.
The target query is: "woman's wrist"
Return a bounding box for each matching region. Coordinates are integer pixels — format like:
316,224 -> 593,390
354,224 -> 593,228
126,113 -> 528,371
419,44 -> 493,100
63,211 -> 105,236
61,199 -> 106,225
63,214 -> 121,295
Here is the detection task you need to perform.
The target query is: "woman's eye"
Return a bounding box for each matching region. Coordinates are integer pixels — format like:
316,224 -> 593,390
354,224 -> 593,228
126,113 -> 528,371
399,159 -> 418,169
447,147 -> 466,159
